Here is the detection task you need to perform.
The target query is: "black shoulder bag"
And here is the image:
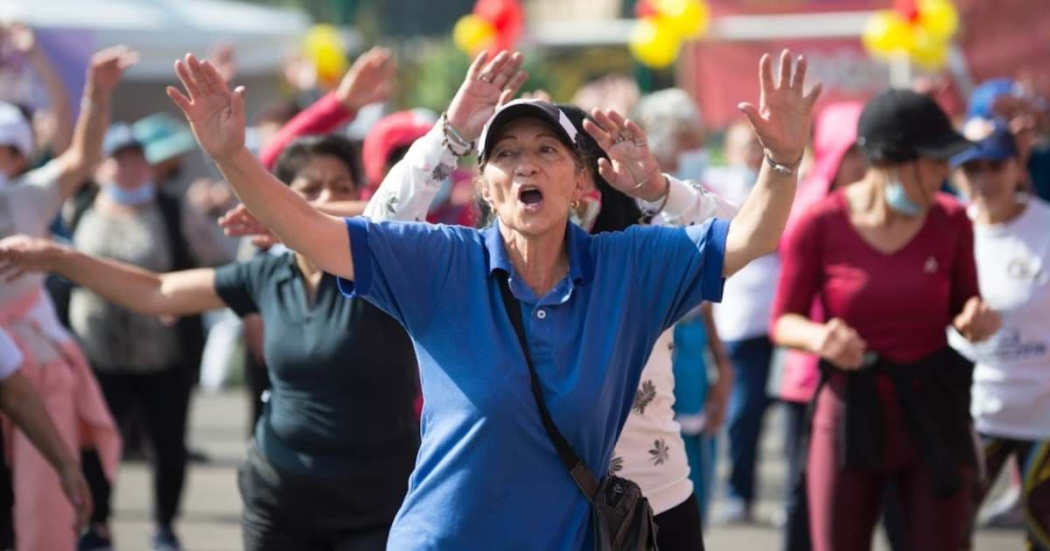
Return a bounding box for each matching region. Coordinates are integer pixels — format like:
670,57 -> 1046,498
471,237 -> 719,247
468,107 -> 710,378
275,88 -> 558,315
497,273 -> 659,551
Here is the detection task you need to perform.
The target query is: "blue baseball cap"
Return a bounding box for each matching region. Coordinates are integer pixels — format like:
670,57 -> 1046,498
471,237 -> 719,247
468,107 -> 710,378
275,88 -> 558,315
950,118 -> 1018,167
967,78 -> 1023,119
103,123 -> 144,158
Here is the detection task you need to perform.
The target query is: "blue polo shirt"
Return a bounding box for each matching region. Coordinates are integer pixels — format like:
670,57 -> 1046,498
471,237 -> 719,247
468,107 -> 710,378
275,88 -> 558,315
338,217 -> 729,550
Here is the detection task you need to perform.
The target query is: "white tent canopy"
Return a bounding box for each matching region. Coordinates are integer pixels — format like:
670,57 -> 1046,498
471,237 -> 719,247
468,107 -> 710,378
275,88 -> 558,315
1,0 -> 314,79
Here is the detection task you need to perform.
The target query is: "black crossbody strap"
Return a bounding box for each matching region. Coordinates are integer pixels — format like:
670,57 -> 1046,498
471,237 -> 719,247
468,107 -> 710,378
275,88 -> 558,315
496,272 -> 600,502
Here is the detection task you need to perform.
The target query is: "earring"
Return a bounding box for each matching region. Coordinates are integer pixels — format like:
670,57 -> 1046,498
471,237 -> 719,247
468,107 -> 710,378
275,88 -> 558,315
570,198 -> 580,210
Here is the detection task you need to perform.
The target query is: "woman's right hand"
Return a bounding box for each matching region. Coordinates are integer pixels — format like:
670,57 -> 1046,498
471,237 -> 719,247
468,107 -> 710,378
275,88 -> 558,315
813,318 -> 867,370
446,50 -> 529,142
0,235 -> 63,282
167,53 -> 246,161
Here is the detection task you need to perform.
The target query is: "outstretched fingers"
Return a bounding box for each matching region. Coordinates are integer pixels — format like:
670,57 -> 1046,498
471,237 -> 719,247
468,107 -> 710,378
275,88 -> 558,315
777,49 -> 792,90
166,86 -> 192,114
174,58 -> 201,100
465,50 -> 490,81
790,55 -> 807,91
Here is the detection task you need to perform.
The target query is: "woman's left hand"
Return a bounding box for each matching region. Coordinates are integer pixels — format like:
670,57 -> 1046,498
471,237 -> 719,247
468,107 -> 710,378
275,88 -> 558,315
737,49 -> 822,167
953,297 -> 1001,342
582,109 -> 665,202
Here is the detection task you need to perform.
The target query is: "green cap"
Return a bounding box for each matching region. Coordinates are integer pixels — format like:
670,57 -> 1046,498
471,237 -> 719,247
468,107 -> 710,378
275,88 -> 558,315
133,113 -> 197,164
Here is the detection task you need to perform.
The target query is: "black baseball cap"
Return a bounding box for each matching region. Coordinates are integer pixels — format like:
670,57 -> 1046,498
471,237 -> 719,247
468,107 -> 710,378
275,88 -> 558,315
856,89 -> 973,164
477,99 -> 579,163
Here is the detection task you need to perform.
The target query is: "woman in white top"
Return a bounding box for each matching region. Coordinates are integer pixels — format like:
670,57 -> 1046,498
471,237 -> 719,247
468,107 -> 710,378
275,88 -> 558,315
950,118 -> 1050,551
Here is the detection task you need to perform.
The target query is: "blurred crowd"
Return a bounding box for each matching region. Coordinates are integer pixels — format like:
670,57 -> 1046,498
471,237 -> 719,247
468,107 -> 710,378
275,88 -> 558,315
0,14 -> 1048,551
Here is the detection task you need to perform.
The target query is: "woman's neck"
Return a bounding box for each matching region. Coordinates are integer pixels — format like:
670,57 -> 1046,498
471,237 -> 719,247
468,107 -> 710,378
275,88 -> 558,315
295,253 -> 323,286
499,221 -> 570,297
849,172 -> 919,227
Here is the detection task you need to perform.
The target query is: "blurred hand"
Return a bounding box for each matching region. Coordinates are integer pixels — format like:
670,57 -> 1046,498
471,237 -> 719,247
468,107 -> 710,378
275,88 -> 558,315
86,46 -> 138,101
218,204 -> 279,249
336,47 -> 396,112
187,178 -> 235,217
168,53 -> 246,161
447,50 -> 529,142
0,235 -> 61,282
5,23 -> 37,55
521,89 -> 552,102
209,42 -> 238,83
582,109 -> 664,202
953,297 -> 1001,343
814,318 -> 867,370
737,49 -> 822,166
57,463 -> 92,532
703,368 -> 732,436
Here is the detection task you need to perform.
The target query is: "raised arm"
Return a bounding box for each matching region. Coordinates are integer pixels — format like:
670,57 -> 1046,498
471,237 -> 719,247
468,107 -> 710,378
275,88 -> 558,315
722,50 -> 821,276
51,46 -> 137,201
259,47 -> 395,170
0,235 -> 223,316
10,24 -> 73,155
167,54 -> 354,280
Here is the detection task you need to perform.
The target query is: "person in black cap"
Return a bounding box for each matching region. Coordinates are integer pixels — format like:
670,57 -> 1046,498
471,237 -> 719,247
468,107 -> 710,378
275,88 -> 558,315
949,119 -> 1050,551
770,89 -> 1002,551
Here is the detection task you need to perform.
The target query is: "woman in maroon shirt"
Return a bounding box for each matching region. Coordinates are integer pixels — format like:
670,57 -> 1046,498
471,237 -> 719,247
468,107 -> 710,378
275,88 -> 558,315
771,90 -> 1001,551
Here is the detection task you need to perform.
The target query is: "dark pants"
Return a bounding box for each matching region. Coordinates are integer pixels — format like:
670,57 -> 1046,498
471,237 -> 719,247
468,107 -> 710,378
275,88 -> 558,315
238,444 -> 409,551
85,365 -> 191,527
655,493 -> 706,551
0,435 -> 13,550
806,379 -> 971,551
968,435 -> 1050,550
725,335 -> 774,505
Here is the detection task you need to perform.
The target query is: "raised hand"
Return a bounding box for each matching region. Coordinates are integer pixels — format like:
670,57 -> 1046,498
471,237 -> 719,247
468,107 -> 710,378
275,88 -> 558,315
218,204 -> 279,248
738,49 -> 822,166
953,297 -> 1001,342
5,23 -> 37,55
582,109 -> 665,202
336,47 -> 396,112
86,46 -> 138,100
447,50 -> 529,142
0,235 -> 61,282
167,53 -> 246,161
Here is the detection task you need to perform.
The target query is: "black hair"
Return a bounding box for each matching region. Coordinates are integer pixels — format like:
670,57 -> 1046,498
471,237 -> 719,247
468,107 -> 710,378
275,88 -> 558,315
273,135 -> 361,187
556,104 -> 642,234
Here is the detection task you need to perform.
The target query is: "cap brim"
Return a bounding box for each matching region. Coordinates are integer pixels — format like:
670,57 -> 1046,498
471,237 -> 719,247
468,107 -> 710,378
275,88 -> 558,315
913,130 -> 974,160
478,101 -> 577,162
950,145 -> 1016,168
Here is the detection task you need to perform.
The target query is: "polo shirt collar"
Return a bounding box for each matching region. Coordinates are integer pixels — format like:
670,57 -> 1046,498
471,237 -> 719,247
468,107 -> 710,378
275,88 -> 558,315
482,219 -> 594,285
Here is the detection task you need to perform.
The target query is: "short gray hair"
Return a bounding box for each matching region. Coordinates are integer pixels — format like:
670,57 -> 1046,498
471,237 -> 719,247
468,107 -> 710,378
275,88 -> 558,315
631,89 -> 704,163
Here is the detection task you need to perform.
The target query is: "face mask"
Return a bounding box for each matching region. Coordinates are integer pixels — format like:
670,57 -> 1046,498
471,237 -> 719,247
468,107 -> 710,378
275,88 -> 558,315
105,181 -> 157,206
676,148 -> 708,182
569,190 -> 603,233
885,178 -> 923,216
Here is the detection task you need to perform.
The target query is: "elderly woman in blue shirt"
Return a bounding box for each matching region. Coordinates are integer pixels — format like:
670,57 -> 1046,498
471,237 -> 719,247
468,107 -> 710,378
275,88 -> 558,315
165,49 -> 820,549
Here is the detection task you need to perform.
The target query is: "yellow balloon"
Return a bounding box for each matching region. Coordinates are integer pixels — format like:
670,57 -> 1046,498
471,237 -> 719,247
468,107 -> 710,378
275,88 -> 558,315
909,28 -> 949,70
918,0 -> 959,40
303,25 -> 348,86
652,0 -> 709,38
629,16 -> 682,69
453,14 -> 497,56
862,10 -> 914,58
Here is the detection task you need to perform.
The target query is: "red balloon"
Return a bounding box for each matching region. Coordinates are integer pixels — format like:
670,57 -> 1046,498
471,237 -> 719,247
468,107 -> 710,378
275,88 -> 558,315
634,0 -> 658,18
894,0 -> 920,23
474,0 -> 524,52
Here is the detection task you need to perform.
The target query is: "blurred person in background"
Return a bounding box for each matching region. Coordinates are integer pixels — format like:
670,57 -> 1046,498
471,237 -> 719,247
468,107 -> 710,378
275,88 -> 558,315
0,328 -> 93,549
0,46 -> 133,551
771,90 -> 1000,551
949,119 -> 1050,551
0,23 -> 73,161
705,116 -> 780,524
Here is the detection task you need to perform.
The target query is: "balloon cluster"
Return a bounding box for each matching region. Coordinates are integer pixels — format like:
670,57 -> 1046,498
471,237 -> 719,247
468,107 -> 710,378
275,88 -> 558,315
453,0 -> 525,57
302,24 -> 349,88
629,0 -> 710,69
862,0 -> 959,70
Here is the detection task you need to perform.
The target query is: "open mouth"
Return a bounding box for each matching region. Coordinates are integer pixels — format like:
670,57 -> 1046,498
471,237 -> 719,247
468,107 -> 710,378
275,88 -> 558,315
518,185 -> 544,210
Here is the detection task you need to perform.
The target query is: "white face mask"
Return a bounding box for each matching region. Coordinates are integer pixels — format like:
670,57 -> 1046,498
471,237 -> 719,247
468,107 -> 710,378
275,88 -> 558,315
676,148 -> 708,182
885,177 -> 923,216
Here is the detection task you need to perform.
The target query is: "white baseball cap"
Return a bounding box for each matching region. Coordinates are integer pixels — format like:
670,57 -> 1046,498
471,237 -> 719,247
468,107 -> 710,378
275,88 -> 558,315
0,103 -> 33,160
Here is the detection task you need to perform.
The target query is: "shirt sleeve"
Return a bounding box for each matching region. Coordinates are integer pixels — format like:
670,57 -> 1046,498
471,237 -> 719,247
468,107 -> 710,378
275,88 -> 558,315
948,206 -> 980,317
213,259 -> 263,317
336,217 -> 458,333
11,159 -> 64,236
0,328 -> 24,381
363,125 -> 457,222
647,176 -> 739,226
626,219 -> 729,332
259,93 -> 356,170
771,209 -> 824,326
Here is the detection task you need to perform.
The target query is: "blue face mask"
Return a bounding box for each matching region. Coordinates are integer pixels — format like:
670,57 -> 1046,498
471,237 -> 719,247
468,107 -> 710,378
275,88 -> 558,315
885,178 -> 923,216
676,148 -> 708,182
105,182 -> 156,206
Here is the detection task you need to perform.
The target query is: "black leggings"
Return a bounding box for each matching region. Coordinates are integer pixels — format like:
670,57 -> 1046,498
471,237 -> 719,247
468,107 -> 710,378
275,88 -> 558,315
655,493 -> 706,551
84,365 -> 191,527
